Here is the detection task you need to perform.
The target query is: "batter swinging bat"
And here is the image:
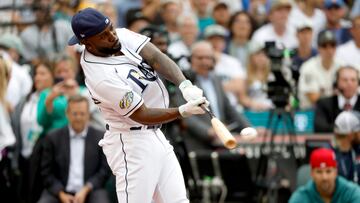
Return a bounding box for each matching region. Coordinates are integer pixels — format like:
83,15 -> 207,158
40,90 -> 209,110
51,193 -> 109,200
201,106 -> 237,149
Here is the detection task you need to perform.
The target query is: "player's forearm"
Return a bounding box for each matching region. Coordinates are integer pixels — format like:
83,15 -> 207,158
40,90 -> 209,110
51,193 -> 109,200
130,105 -> 181,125
140,42 -> 186,86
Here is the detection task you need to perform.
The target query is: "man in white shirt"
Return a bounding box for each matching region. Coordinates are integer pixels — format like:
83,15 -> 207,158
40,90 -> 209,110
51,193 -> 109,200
68,8 -> 208,203
298,30 -> 343,109
168,14 -> 199,70
336,16 -> 360,70
251,0 -> 298,49
203,24 -> 247,108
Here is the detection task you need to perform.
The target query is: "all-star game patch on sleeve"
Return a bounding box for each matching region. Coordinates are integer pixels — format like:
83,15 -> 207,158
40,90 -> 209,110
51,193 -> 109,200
95,79 -> 143,117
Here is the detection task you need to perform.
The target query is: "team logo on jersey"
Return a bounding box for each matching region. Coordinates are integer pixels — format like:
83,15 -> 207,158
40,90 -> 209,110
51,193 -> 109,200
119,91 -> 134,109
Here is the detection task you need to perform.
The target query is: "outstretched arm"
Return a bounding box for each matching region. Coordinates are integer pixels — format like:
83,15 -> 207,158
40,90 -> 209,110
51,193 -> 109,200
139,42 -> 186,86
130,98 -> 207,125
140,42 -> 204,102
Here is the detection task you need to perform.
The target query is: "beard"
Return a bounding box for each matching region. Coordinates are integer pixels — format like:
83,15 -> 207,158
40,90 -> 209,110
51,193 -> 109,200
98,41 -> 121,55
98,46 -> 121,55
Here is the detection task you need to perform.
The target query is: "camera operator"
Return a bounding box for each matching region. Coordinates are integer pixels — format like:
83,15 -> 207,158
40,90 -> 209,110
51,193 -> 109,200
298,30 -> 343,109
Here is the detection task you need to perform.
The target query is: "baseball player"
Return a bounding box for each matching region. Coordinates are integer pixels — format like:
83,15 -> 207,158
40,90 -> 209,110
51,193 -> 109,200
68,8 -> 208,203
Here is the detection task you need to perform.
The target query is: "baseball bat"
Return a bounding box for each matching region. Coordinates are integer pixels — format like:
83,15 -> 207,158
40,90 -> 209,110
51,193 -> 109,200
201,106 -> 237,149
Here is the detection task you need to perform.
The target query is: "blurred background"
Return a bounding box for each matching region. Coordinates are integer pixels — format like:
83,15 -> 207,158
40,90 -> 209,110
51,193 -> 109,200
1,0 -> 360,202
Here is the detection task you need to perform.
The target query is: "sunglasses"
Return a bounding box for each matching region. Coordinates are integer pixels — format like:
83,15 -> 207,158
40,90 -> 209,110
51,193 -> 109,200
319,43 -> 336,48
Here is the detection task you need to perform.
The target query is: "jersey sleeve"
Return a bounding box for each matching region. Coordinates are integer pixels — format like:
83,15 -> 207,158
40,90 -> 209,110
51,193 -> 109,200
94,79 -> 144,117
117,28 -> 150,54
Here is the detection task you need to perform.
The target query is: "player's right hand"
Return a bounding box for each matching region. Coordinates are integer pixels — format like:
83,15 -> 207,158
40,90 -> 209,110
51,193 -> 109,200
179,97 -> 208,117
179,80 -> 203,101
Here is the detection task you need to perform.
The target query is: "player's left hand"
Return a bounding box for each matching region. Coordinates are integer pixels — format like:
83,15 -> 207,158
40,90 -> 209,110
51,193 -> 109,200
179,80 -> 203,102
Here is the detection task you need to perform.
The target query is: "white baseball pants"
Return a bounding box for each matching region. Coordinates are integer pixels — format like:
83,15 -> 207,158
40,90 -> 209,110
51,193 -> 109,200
99,128 -> 189,203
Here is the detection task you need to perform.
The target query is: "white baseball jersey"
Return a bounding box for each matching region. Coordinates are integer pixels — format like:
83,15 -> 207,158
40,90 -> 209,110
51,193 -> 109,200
80,28 -> 188,203
81,28 -> 169,131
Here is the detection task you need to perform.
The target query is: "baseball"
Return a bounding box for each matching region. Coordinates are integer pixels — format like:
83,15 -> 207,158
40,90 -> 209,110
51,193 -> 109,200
240,127 -> 258,140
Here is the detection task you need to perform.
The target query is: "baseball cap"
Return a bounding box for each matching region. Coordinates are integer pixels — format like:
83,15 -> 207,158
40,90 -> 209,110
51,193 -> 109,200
317,30 -> 336,46
270,0 -> 292,12
204,24 -> 227,39
248,41 -> 265,55
310,148 -> 337,169
68,8 -> 110,46
334,111 -> 360,134
161,0 -> 179,6
0,33 -> 25,56
296,20 -> 313,32
324,0 -> 345,9
214,2 -> 228,11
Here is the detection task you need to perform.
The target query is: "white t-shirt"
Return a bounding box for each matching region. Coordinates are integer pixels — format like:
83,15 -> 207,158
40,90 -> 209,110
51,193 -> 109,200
298,56 -> 343,109
336,40 -> 360,70
215,53 -> 246,80
251,23 -> 298,49
81,28 -> 169,131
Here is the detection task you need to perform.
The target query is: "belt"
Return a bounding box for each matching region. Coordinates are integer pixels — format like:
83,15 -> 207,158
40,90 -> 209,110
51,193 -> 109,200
105,124 -> 161,131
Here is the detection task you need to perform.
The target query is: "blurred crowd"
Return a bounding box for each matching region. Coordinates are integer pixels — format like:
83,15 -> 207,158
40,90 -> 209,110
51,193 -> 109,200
1,0 -> 360,202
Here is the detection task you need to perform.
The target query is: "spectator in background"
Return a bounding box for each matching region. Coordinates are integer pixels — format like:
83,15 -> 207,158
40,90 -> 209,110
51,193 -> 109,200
336,16 -> 360,70
323,0 -> 352,45
226,11 -> 255,67
39,95 -> 110,203
289,148 -> 360,203
11,61 -> 54,202
288,0 -> 326,46
251,0 -> 298,49
52,0 -> 76,22
0,50 -> 32,110
178,41 -> 249,151
0,56 -> 15,157
96,1 -> 119,28
168,14 -> 199,70
333,111 -> 360,185
0,51 -> 17,203
126,9 -> 150,33
113,0 -> 141,27
291,20 -> 318,83
298,30 -> 343,109
37,55 -> 104,136
246,41 -> 273,110
192,0 -> 215,34
159,0 -> 182,43
314,66 -> 360,132
246,0 -> 268,27
20,3 -> 73,65
0,33 -> 26,64
140,25 -> 169,54
212,2 -> 231,28
204,24 -> 246,109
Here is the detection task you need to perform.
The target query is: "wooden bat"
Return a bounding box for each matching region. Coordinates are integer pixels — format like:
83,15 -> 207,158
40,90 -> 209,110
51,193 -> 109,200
201,106 -> 237,149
